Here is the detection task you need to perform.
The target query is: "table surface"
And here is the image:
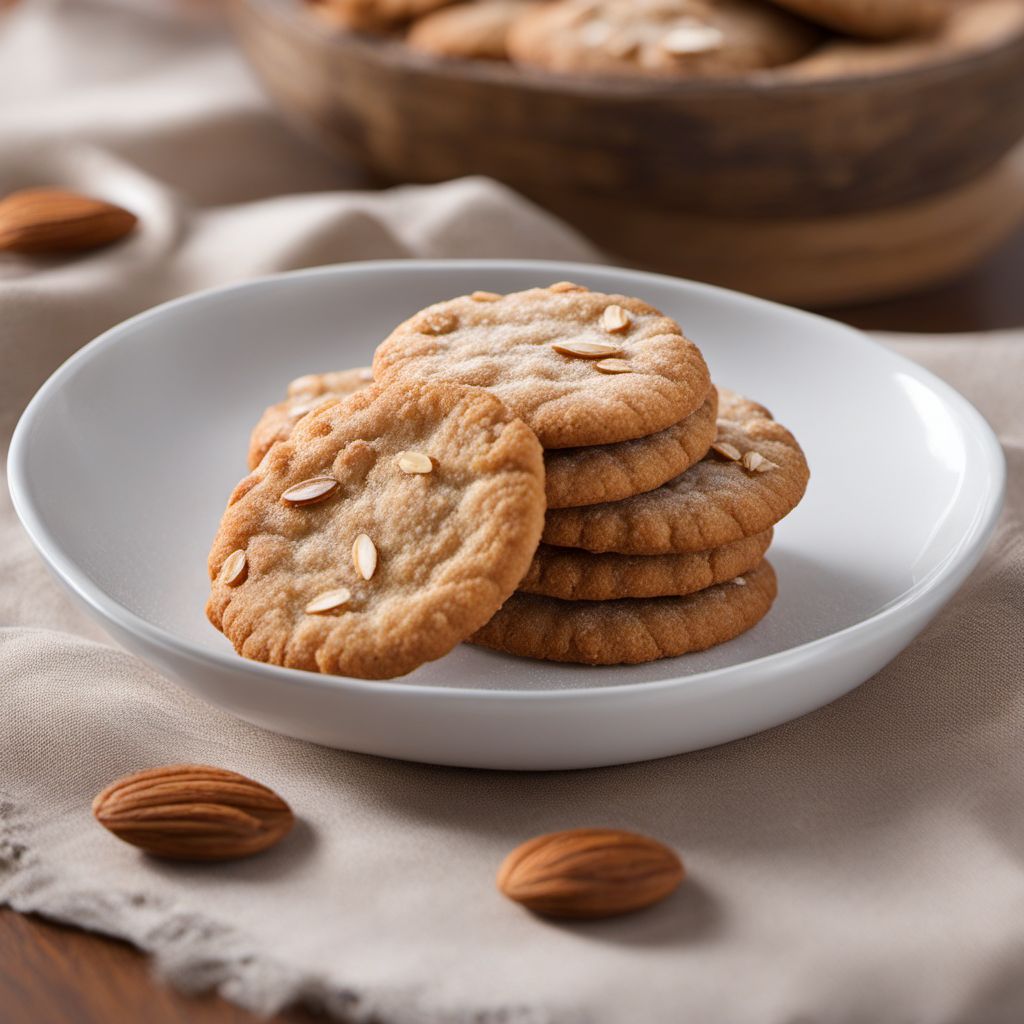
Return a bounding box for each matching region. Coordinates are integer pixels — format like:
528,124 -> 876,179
4,224 -> 1023,1024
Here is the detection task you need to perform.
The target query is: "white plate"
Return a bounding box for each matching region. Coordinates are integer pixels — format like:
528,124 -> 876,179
8,261 -> 1005,770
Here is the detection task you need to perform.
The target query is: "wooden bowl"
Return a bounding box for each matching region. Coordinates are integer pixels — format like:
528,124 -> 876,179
232,0 -> 1024,302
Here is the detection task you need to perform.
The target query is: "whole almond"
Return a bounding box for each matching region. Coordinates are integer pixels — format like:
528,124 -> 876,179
0,187 -> 137,254
497,828 -> 684,918
92,764 -> 294,861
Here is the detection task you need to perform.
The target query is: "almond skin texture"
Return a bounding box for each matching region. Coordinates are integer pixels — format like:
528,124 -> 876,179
497,828 -> 684,918
92,765 -> 294,861
0,187 -> 137,254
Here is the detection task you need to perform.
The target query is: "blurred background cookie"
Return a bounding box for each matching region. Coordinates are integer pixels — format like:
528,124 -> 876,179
309,0 -> 455,31
764,0 -> 947,40
507,0 -> 820,78
407,0 -> 540,60
781,0 -> 1024,78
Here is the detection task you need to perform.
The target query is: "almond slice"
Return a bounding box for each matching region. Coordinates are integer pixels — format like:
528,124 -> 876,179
710,441 -> 742,462
662,24 -> 724,55
352,533 -> 378,580
548,281 -> 588,293
741,451 -> 776,473
601,304 -> 631,333
470,290 -> 501,302
221,549 -> 248,587
305,587 -> 352,615
281,476 -> 339,507
552,340 -> 623,359
594,358 -> 632,374
397,451 -> 433,474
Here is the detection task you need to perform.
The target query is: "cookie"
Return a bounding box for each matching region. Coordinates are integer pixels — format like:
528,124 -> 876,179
309,0 -> 455,31
507,0 -> 819,79
408,0 -> 539,60
472,559 -> 776,664
763,0 -> 946,40
372,284 -> 712,449
208,382 -> 545,679
545,387 -> 716,509
248,367 -> 373,470
780,0 -> 1023,77
542,389 -> 809,554
520,528 -> 771,600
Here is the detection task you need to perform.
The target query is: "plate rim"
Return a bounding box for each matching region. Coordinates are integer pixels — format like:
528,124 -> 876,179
7,258 -> 1007,702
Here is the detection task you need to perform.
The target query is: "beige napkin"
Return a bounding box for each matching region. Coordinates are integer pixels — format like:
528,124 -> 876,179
3,2 -> 1024,1023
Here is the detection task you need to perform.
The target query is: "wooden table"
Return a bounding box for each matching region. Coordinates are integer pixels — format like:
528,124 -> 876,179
4,226 -> 1023,1024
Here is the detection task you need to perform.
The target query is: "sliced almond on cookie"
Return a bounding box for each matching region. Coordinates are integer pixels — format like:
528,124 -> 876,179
305,588 -> 352,615
601,304 -> 631,333
661,23 -> 724,55
281,476 -> 339,507
397,451 -> 433,474
711,441 -> 742,462
552,341 -> 623,359
221,550 -> 248,587
352,533 -> 378,580
741,451 -> 777,473
594,358 -> 632,374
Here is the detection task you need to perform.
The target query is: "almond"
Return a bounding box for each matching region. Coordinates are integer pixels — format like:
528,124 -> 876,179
0,187 -> 137,254
551,340 -> 624,359
92,765 -> 294,861
497,828 -> 684,918
281,476 -> 339,506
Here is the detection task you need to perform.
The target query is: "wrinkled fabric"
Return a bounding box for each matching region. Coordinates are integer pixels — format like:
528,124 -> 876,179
2,2 -> 1024,1023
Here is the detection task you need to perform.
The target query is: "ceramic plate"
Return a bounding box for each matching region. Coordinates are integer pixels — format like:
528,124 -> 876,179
8,261 -> 1005,769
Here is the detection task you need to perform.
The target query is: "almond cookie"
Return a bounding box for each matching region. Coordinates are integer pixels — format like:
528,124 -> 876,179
520,528 -> 771,600
248,367 -> 373,470
545,387 -> 716,508
780,0 -> 1023,78
408,0 -> 539,60
543,389 -> 808,554
372,285 -> 711,449
309,0 -> 455,31
764,0 -> 946,40
208,382 -> 545,680
472,559 -> 777,664
507,0 -> 819,79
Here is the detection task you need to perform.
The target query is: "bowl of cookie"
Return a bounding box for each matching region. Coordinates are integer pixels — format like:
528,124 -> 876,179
232,0 -> 1024,304
8,260 -> 1005,768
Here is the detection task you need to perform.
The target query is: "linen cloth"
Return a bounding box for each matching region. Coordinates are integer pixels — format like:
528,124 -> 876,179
2,2 -> 1024,1022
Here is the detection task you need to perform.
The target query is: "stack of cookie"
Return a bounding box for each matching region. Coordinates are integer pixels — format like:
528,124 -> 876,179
208,282 -> 808,678
475,387 -> 808,664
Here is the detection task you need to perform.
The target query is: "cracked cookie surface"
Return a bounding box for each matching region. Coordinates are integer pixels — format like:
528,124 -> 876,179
209,381 -> 545,679
520,528 -> 771,600
472,559 -> 777,664
372,284 -> 711,449
542,389 -> 809,553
